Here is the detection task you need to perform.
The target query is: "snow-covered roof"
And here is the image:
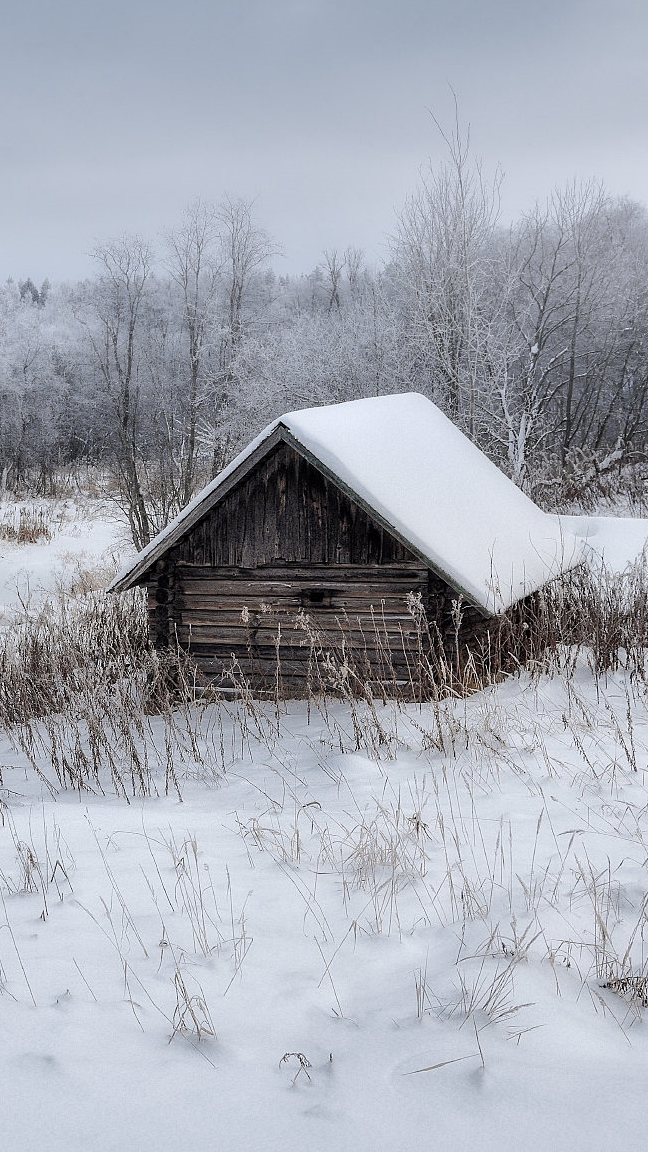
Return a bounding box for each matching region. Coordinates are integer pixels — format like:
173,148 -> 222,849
109,393 -> 585,614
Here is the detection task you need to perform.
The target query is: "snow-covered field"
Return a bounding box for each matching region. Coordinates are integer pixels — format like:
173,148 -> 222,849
0,499 -> 131,622
2,502 -> 648,1151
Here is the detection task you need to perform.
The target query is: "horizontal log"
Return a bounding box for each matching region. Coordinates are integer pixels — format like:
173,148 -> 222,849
177,577 -> 427,592
178,583 -> 426,598
176,595 -> 425,607
190,655 -> 412,679
175,563 -> 427,581
183,613 -> 414,630
177,606 -> 418,626
184,637 -> 414,660
176,631 -> 418,650
177,579 -> 427,600
176,601 -> 426,619
176,600 -> 423,613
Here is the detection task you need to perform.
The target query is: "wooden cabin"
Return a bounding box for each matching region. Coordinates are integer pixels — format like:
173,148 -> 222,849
109,394 -> 583,695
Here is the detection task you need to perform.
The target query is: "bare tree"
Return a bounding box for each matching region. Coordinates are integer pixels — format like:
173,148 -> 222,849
392,109 -> 502,436
165,201 -> 222,504
344,246 -> 365,299
85,235 -> 154,548
216,196 -> 277,362
203,196 -> 278,476
0,283 -> 67,493
493,183 -> 646,488
323,249 -> 345,313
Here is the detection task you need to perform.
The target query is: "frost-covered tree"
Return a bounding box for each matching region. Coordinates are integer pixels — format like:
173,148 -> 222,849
391,114 -> 502,436
80,235 -> 155,548
165,201 -> 222,504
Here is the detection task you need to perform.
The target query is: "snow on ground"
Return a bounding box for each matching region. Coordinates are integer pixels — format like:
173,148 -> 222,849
0,499 -> 131,623
2,675 -> 648,1151
2,500 -> 648,1151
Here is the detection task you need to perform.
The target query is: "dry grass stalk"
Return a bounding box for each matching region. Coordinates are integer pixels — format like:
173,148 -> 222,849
170,968 -> 216,1043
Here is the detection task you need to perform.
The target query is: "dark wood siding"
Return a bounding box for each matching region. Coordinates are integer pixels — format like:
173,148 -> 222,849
174,441 -> 416,568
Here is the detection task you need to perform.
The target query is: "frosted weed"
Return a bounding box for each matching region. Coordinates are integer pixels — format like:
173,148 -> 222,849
279,1051 -> 312,1085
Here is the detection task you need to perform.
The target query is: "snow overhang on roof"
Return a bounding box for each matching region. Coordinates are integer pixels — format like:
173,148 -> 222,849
108,393 -> 585,615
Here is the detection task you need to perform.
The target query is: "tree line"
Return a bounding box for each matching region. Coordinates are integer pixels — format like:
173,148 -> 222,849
2,137 -> 648,546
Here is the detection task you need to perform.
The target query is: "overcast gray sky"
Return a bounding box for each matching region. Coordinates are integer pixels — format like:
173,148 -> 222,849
1,0 -> 647,282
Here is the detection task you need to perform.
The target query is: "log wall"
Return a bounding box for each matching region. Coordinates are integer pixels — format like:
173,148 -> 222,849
152,562 -> 435,690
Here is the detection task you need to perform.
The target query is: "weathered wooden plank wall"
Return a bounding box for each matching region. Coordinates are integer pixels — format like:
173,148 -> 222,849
174,441 -> 415,567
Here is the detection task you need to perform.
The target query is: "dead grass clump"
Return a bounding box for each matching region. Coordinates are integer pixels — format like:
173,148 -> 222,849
0,590 -> 149,724
603,974 -> 648,1008
56,552 -> 122,596
0,505 -> 54,544
530,452 -> 648,515
528,557 -> 648,676
279,1052 -> 312,1084
170,968 -> 216,1043
0,589 -> 206,797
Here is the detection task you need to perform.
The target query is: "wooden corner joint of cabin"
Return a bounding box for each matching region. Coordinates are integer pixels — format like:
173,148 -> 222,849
147,557 -> 177,649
